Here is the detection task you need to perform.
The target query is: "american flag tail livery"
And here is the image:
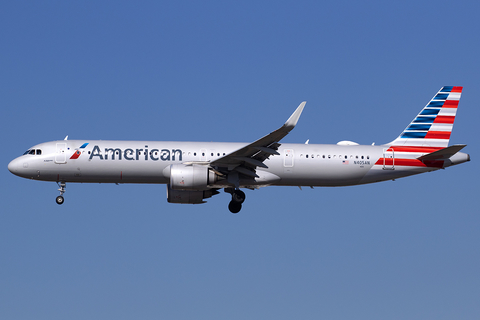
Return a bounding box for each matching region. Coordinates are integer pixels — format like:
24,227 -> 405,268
389,86 -> 462,148
381,86 -> 466,169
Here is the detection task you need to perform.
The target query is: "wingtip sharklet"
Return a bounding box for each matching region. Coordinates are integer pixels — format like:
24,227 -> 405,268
284,101 -> 306,129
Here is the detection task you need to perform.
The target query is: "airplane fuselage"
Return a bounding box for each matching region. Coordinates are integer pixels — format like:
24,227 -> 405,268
8,140 -> 469,188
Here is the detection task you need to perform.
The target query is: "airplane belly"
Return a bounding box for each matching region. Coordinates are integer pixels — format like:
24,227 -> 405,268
42,160 -> 169,184
360,164 -> 439,184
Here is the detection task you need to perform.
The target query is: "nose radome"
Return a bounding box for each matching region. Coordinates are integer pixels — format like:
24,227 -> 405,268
8,158 -> 21,174
8,159 -> 15,173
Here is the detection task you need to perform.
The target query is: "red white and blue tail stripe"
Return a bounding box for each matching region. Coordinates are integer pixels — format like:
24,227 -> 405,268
388,86 -> 462,148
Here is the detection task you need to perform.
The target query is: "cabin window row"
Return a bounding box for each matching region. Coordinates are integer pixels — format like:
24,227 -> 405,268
193,152 -> 227,157
86,150 -> 228,157
300,154 -> 370,160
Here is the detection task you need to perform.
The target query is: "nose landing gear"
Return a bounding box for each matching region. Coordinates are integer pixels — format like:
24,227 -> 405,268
225,188 -> 246,213
56,181 -> 66,205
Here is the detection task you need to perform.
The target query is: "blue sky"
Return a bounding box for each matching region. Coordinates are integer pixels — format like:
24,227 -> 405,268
1,1 -> 479,319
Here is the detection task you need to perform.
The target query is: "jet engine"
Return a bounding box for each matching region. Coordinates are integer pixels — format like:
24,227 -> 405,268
163,164 -> 220,191
166,185 -> 219,204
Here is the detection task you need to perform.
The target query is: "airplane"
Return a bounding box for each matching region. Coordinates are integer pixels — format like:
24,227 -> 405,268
8,86 -> 470,213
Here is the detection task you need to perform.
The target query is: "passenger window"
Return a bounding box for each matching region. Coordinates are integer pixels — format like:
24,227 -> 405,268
306,154 -> 309,158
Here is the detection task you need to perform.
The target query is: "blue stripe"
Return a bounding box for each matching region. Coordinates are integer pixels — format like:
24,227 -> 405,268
406,124 -> 431,131
420,108 -> 440,116
80,143 -> 89,149
440,86 -> 453,92
401,132 -> 428,139
413,116 -> 435,123
427,101 -> 444,108
433,93 -> 449,100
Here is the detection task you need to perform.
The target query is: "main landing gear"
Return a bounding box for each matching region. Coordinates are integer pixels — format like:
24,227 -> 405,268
225,188 -> 246,213
56,181 -> 66,205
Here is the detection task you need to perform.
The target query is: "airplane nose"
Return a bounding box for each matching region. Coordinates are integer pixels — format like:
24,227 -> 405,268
8,158 -> 21,175
8,159 -> 15,173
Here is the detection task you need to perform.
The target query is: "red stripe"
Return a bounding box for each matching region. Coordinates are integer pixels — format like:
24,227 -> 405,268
443,100 -> 459,108
375,158 -> 444,168
69,150 -> 81,159
389,146 -> 444,153
451,86 -> 463,93
425,131 -> 451,139
434,115 -> 455,124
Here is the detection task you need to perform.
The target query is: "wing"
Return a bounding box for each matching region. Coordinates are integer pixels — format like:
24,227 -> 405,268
209,102 -> 306,186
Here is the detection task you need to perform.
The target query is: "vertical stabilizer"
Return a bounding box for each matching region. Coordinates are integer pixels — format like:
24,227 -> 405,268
388,86 -> 462,148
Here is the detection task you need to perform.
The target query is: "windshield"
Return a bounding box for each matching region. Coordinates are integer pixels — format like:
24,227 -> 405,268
23,149 -> 42,155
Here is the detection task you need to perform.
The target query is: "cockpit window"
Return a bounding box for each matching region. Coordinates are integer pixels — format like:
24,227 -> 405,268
23,149 -> 42,155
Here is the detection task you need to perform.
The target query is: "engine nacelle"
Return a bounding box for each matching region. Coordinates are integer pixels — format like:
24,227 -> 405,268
164,164 -> 219,191
166,184 -> 219,204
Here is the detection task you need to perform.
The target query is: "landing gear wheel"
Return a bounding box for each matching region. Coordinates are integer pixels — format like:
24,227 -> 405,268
228,201 -> 242,214
56,181 -> 66,205
56,195 -> 64,205
232,189 -> 246,204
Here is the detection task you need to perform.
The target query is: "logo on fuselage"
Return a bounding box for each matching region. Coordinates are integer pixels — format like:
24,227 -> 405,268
69,143 -> 89,159
88,145 -> 183,162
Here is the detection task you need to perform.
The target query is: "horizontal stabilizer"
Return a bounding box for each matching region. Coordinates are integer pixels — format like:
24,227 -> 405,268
417,144 -> 467,161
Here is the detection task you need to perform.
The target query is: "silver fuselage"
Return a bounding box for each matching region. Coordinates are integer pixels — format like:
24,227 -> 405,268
8,140 -> 470,188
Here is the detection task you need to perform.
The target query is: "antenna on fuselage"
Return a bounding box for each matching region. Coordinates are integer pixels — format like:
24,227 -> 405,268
64,135 -> 68,140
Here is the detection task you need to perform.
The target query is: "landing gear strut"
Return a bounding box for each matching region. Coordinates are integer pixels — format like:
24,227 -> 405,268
56,181 -> 66,205
225,188 -> 246,213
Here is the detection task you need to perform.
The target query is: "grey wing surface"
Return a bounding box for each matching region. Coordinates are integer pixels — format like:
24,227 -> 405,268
209,102 -> 306,180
